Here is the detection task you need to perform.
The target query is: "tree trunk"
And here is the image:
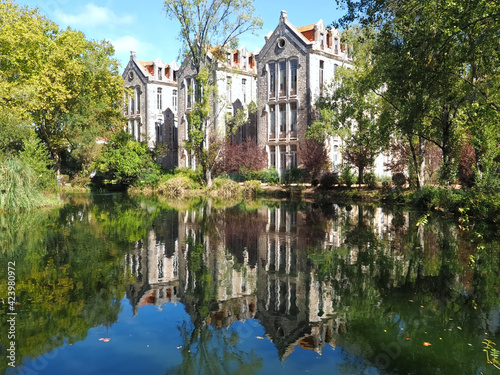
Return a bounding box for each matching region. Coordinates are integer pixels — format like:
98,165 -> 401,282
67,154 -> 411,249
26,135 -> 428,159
409,136 -> 421,189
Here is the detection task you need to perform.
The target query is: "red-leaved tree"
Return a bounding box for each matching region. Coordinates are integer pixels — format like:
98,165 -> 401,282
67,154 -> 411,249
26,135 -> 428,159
220,138 -> 267,175
299,139 -> 330,182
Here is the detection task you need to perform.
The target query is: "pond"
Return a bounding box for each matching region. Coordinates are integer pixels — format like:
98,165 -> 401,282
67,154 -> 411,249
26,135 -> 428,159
1,193 -> 499,375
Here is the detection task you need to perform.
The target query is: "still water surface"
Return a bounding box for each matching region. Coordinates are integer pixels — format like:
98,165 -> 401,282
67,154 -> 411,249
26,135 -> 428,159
1,193 -> 499,375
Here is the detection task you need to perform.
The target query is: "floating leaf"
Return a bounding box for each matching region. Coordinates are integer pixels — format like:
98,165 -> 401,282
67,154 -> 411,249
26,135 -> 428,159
423,342 -> 432,346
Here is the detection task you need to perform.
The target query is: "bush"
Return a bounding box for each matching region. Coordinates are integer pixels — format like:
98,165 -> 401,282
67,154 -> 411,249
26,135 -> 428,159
392,172 -> 406,187
19,131 -> 55,190
210,177 -> 242,199
174,167 -> 204,186
71,176 -> 91,188
340,166 -> 356,187
320,172 -> 338,188
283,167 -> 304,184
243,180 -> 261,198
364,172 -> 377,189
157,176 -> 195,199
247,167 -> 279,184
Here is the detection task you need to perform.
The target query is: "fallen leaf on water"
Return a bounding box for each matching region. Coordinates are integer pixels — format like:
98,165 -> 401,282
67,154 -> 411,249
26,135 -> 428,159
99,338 -> 111,342
256,336 -> 264,339
406,338 -> 411,341
457,326 -> 462,330
423,342 -> 432,346
409,300 -> 414,303
420,305 -> 424,308
177,346 -> 182,349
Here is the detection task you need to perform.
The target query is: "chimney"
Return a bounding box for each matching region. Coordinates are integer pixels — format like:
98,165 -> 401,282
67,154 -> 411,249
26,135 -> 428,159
130,51 -> 136,60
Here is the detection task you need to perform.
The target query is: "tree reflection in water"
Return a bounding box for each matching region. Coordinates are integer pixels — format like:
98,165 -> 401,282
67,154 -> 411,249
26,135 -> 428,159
2,195 -> 499,375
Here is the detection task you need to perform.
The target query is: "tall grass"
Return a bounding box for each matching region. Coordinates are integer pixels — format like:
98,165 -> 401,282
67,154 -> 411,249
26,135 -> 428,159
0,157 -> 47,211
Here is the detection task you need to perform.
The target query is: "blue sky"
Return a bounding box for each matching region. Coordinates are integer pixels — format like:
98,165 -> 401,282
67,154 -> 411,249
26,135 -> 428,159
15,0 -> 346,70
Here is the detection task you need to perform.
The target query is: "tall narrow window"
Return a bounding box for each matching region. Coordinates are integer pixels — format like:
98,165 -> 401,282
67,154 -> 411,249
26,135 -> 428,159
130,94 -> 135,115
186,78 -> 192,108
270,146 -> 276,167
172,89 -> 178,111
269,105 -> 276,138
226,76 -> 232,106
279,104 -> 286,135
290,102 -> 297,134
320,33 -> 325,49
290,145 -> 297,168
334,64 -> 339,76
158,67 -> 162,80
269,63 -> 276,98
157,88 -> 162,110
279,61 -> 286,97
319,60 -> 324,94
334,38 -> 339,54
136,87 -> 141,114
290,59 -> 298,96
280,145 -> 287,171
242,78 -> 247,103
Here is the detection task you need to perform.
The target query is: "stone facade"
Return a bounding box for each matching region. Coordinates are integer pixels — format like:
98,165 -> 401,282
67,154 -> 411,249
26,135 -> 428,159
255,11 -> 352,177
176,47 -> 258,169
121,12 -> 392,177
122,52 -> 180,168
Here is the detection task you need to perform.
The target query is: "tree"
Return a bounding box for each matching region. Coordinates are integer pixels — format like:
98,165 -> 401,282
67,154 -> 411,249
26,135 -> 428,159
309,26 -> 391,185
163,0 -> 262,186
93,131 -> 159,186
298,139 -> 330,183
334,0 -> 500,187
0,1 -> 124,175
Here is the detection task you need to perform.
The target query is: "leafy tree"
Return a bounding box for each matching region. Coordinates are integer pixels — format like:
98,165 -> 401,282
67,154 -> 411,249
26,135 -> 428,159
298,139 -> 330,183
93,131 -> 159,186
163,0 -> 262,186
220,138 -> 267,176
335,0 -> 500,187
0,1 -> 124,175
309,26 -> 391,185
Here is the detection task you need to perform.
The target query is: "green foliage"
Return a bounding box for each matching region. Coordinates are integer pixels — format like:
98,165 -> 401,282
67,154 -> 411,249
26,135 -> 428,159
246,167 -> 280,185
0,2 -> 124,174
364,172 -> 376,189
242,180 -> 261,198
0,157 -> 52,211
158,176 -> 197,199
209,177 -> 242,199
283,167 -> 304,184
93,131 -> 159,186
340,165 -> 356,187
19,131 -> 55,190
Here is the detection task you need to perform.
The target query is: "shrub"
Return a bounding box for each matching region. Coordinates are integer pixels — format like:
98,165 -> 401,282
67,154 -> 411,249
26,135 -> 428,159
340,166 -> 356,187
19,131 -> 55,190
320,172 -> 338,188
210,177 -> 242,199
71,176 -> 91,188
283,167 -> 304,184
364,172 -> 377,189
392,172 -> 406,187
243,180 -> 261,198
247,167 -> 279,185
158,176 -> 195,199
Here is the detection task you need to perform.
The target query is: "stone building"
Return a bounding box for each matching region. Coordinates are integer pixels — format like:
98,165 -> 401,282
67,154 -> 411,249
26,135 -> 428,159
255,11 -> 353,178
122,51 -> 180,168
176,46 -> 258,169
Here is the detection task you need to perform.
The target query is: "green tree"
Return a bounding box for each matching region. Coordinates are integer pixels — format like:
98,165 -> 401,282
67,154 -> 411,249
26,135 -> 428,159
93,131 -> 159,186
0,1 -> 124,175
163,0 -> 262,186
335,0 -> 500,187
309,26 -> 391,184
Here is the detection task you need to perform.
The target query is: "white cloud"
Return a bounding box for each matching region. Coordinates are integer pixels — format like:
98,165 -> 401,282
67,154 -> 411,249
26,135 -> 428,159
110,36 -> 143,55
55,3 -> 133,28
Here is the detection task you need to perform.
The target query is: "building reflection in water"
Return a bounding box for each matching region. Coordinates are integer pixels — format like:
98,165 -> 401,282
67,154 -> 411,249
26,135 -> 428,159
124,203 -> 400,359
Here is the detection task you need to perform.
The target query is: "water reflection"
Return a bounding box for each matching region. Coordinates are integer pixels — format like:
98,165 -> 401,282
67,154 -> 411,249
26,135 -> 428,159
122,200 -> 500,374
2,196 -> 500,375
